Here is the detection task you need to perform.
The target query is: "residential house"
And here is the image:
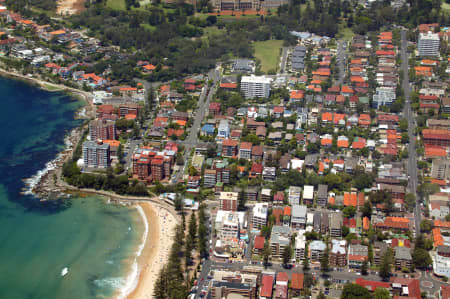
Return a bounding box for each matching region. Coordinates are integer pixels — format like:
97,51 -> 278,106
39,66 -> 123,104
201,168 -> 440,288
348,243 -> 368,269
291,205 -> 307,229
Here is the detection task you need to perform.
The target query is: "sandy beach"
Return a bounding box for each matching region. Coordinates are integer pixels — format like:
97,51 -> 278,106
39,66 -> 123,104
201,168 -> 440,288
126,202 -> 177,299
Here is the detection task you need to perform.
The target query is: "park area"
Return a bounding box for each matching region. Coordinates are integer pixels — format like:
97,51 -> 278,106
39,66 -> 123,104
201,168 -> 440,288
253,40 -> 283,73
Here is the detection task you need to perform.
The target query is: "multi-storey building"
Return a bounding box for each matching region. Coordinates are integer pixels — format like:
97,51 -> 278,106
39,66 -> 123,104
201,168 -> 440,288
394,246 -> 413,270
239,142 -> 252,159
252,203 -> 268,229
222,139 -> 238,158
219,192 -> 239,211
219,211 -> 240,241
82,140 -> 110,169
204,169 -> 217,187
295,230 -> 306,260
348,244 -> 368,269
432,159 -> 450,180
330,239 -> 347,267
330,212 -> 343,237
270,225 -> 291,259
132,146 -> 175,182
418,32 -> 440,57
317,184 -> 328,207
240,75 -> 272,99
291,205 -> 307,229
310,240 -> 326,262
288,186 -> 301,205
89,119 -> 116,141
151,158 -> 164,181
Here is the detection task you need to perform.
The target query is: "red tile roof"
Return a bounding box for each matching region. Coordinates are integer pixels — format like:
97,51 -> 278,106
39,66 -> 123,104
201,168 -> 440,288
222,139 -> 238,147
254,235 -> 265,250
291,273 -> 304,290
277,272 -> 289,282
355,278 -> 390,291
442,285 -> 450,299
260,275 -> 274,297
290,90 -> 304,99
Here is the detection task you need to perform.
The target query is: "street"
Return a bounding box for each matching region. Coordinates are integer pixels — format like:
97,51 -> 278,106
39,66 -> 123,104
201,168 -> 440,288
400,30 -> 420,235
336,40 -> 347,85
172,67 -> 222,183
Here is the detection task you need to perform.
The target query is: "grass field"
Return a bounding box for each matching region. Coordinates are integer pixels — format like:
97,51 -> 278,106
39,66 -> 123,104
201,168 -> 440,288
337,26 -> 355,41
202,26 -> 225,37
443,2 -> 450,15
106,0 -> 126,10
253,40 -> 283,73
106,0 -> 149,10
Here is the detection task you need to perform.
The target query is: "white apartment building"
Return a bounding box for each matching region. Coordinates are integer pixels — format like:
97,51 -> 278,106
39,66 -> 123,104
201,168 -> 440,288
295,229 -> 306,260
288,186 -> 301,205
240,75 -> 272,99
220,211 -> 240,241
418,32 -> 440,57
252,202 -> 268,229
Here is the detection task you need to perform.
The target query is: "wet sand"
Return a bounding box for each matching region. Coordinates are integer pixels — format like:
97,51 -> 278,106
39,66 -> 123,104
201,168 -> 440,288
126,202 -> 177,299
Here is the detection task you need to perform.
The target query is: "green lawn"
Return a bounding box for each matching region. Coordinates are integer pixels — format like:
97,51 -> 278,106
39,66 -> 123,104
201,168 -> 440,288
443,2 -> 450,15
106,0 -> 149,10
141,23 -> 156,31
106,0 -> 126,10
336,26 -> 355,41
203,26 -> 224,37
253,40 -> 283,73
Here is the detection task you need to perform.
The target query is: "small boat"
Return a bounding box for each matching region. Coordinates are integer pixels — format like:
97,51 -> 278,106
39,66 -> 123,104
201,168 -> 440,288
61,267 -> 68,277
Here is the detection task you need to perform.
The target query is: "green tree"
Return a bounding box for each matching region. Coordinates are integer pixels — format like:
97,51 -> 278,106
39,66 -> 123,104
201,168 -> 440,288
374,287 -> 390,299
379,250 -> 392,280
420,219 -> 433,233
282,245 -> 292,265
361,201 -> 372,218
341,283 -> 371,298
174,196 -> 183,211
412,248 -> 432,269
361,260 -> 368,275
320,243 -> 330,273
343,206 -> 357,218
263,241 -> 271,267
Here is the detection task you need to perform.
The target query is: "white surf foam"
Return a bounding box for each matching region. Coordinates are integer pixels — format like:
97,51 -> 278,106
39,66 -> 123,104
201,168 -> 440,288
110,205 -> 149,299
22,130 -> 76,195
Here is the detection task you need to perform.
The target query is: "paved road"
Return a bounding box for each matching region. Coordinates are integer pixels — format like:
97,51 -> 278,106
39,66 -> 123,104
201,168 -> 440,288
400,30 -> 420,235
336,40 -> 347,85
172,67 -> 222,183
279,47 -> 290,74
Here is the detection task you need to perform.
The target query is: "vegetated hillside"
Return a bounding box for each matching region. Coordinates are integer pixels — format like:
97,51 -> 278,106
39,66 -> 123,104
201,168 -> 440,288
6,0 -> 57,11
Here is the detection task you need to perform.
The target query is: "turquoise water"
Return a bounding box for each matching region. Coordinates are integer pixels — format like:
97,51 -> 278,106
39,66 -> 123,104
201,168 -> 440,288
0,77 -> 143,299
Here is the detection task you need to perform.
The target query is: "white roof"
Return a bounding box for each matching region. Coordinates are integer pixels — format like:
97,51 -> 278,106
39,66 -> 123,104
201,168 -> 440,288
303,185 -> 314,200
253,203 -> 268,219
241,75 -> 273,84
291,159 -> 304,170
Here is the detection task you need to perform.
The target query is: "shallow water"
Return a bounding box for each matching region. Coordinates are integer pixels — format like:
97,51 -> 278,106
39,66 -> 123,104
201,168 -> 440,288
0,77 -> 142,299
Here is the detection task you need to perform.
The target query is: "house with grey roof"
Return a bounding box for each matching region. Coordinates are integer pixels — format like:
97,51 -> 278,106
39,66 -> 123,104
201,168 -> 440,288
317,184 -> 328,207
270,225 -> 291,258
291,205 -> 307,229
394,246 -> 412,270
330,212 -> 343,237
231,59 -> 255,73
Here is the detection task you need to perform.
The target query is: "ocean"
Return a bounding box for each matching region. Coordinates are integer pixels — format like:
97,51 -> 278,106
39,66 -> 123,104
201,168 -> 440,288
0,76 -> 143,299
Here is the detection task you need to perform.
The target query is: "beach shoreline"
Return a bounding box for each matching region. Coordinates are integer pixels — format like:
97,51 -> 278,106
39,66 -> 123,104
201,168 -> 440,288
0,67 -> 179,299
121,201 -> 177,299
